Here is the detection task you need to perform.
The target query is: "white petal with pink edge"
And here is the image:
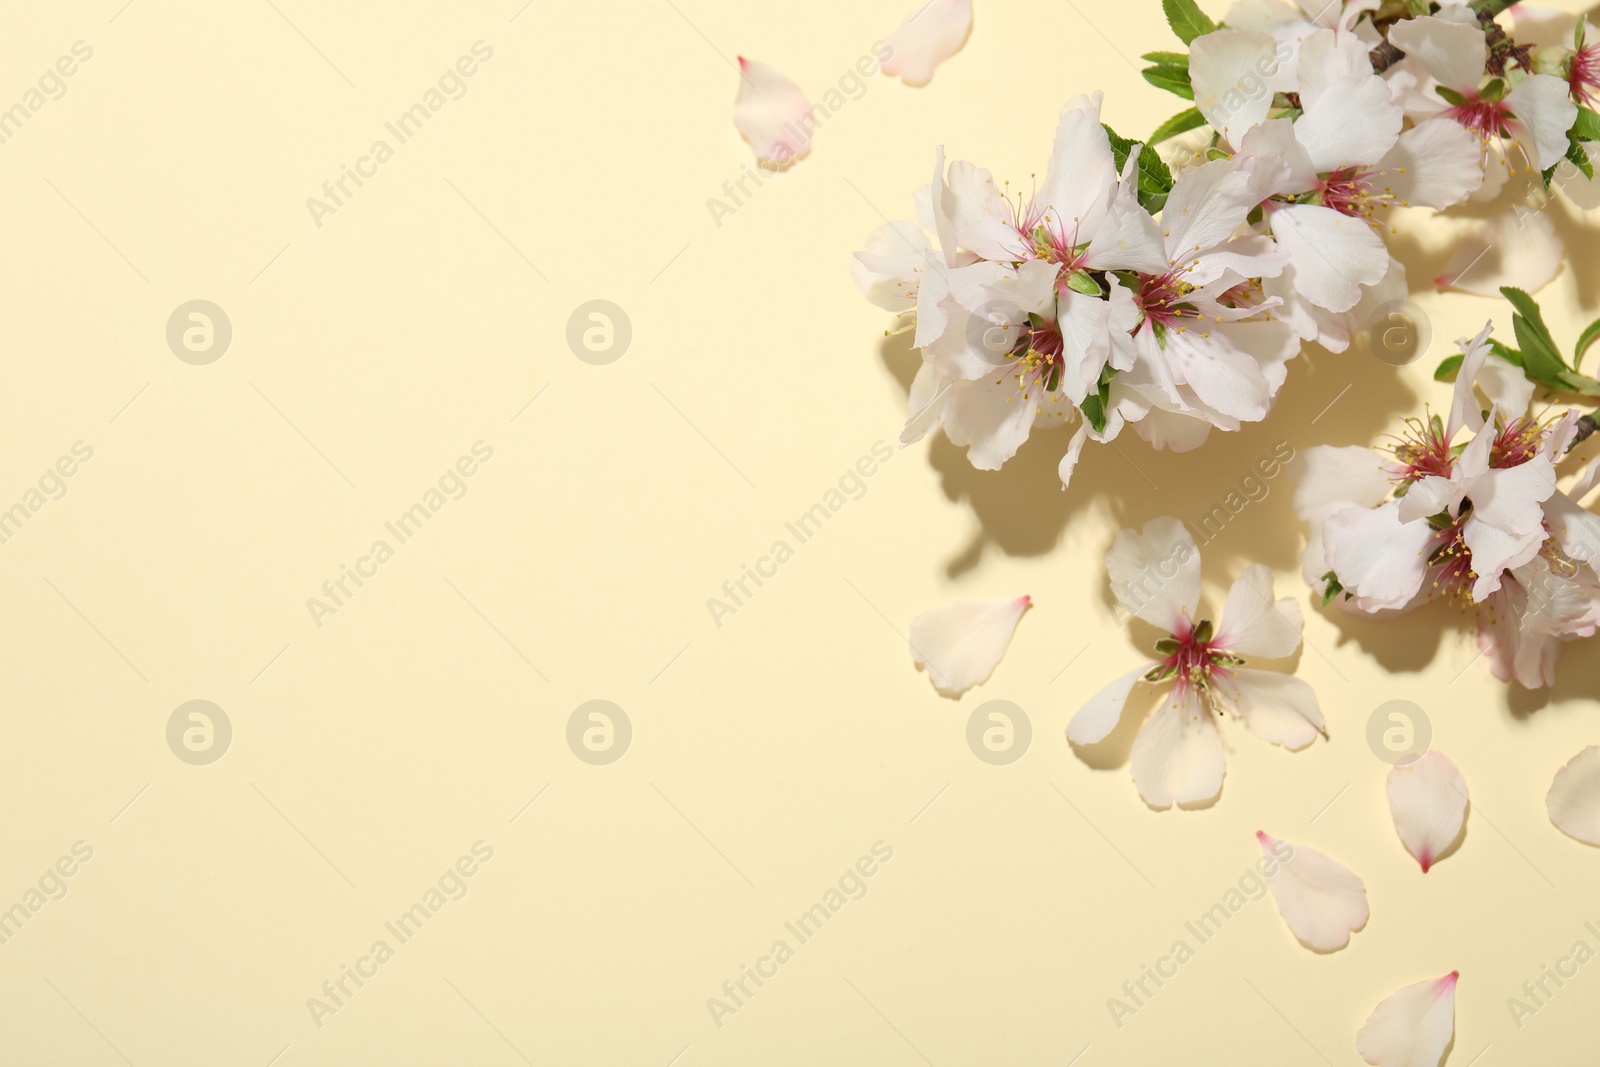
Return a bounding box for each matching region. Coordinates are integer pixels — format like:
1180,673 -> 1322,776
1105,517 -> 1202,633
880,0 -> 972,87
909,596 -> 1030,697
1258,831 -> 1369,950
1131,687 -> 1226,809
733,58 -> 813,167
1547,745 -> 1600,845
1356,972 -> 1458,1067
1386,750 -> 1468,872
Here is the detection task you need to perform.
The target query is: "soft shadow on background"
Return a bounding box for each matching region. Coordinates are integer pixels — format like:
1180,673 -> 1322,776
878,181 -> 1600,717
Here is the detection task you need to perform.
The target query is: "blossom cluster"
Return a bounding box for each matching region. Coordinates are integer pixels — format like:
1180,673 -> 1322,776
851,0 -> 1600,490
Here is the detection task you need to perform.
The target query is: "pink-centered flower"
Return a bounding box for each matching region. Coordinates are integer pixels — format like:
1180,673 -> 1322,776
1068,517 -> 1323,809
1295,323 -> 1600,687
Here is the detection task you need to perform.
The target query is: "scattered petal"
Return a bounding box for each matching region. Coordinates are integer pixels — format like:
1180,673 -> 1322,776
733,57 -> 813,166
1386,751 -> 1468,872
1547,745 -> 1600,846
1258,831 -> 1369,950
908,596 -> 1030,697
1356,972 -> 1458,1067
881,0 -> 972,86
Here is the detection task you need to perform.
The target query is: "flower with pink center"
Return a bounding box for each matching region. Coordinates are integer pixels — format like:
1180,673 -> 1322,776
1068,517 -> 1323,809
1295,321 -> 1600,687
1202,28 -> 1481,334
1388,16 -> 1577,172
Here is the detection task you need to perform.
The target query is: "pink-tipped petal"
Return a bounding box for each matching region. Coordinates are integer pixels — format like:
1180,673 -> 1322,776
1259,833 -> 1369,951
908,596 -> 1029,697
1356,973 -> 1458,1067
1547,745 -> 1600,846
733,57 -> 814,166
1386,750 -> 1468,873
880,0 -> 972,86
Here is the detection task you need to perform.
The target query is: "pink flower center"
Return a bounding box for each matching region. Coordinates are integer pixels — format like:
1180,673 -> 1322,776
1136,269 -> 1202,327
1445,94 -> 1512,141
1386,415 -> 1454,484
1573,44 -> 1600,106
1318,167 -> 1389,218
1150,619 -> 1239,694
1492,415 -> 1544,467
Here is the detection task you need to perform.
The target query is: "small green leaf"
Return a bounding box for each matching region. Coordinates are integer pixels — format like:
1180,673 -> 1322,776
1154,637 -> 1181,654
1435,85 -> 1469,107
1148,107 -> 1207,146
1488,339 -> 1524,367
1066,269 -> 1103,296
1433,353 -> 1464,382
1480,77 -> 1505,102
1192,619 -> 1213,643
1573,105 -> 1600,142
1102,123 -> 1175,213
1574,317 -> 1600,370
1320,573 -> 1345,606
1141,50 -> 1189,65
1161,0 -> 1216,44
1142,64 -> 1194,100
1080,393 -> 1108,433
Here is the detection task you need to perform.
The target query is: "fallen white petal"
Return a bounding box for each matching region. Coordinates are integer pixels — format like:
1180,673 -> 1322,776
1547,745 -> 1600,846
909,596 -> 1029,697
1386,750 -> 1468,872
881,0 -> 972,86
1356,972 -> 1458,1067
1259,831 -> 1369,950
733,57 -> 813,166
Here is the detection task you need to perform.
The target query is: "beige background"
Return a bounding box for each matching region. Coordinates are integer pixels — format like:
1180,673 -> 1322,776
1,0 -> 1598,1063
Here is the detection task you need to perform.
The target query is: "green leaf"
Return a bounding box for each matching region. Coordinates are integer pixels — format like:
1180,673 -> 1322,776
1149,107 -> 1207,145
1162,0 -> 1215,44
1501,286 -> 1560,353
1141,64 -> 1194,100
1320,572 -> 1345,606
1066,269 -> 1103,296
1574,317 -> 1600,370
1080,393 -> 1107,433
1480,77 -> 1505,102
1488,339 -> 1523,367
1574,105 -> 1600,142
1435,85 -> 1469,107
1141,50 -> 1189,65
1103,123 -> 1175,213
1433,354 -> 1463,382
